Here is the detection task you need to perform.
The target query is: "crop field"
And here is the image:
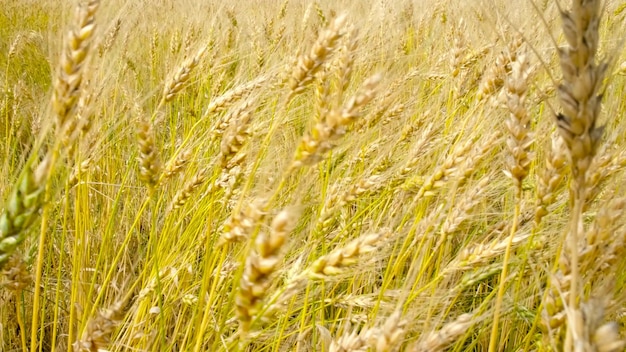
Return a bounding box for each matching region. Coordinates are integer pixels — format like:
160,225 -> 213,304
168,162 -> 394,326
1,0 -> 626,351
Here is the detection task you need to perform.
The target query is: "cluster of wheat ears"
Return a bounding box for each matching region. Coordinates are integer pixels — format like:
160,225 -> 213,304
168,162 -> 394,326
1,0 -> 626,351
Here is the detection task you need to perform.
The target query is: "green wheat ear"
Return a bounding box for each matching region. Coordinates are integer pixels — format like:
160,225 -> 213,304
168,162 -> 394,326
0,157 -> 49,269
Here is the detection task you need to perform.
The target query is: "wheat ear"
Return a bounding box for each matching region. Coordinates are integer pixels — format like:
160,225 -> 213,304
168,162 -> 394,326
237,210 -> 294,334
136,116 -> 161,189
162,46 -> 207,103
73,300 -> 127,352
0,156 -> 51,269
288,13 -> 347,100
292,74 -> 381,169
489,50 -> 533,351
554,1 -> 607,348
52,0 -> 100,129
167,167 -> 210,212
308,231 -> 387,279
413,313 -> 474,352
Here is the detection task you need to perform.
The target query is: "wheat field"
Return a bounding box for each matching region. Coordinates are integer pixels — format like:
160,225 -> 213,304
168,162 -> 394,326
1,0 -> 626,351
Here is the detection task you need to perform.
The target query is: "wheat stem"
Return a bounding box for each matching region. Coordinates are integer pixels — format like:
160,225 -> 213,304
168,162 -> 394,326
488,195 -> 521,352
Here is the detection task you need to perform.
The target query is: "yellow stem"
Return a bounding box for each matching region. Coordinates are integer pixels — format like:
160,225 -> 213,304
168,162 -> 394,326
16,290 -> 27,352
30,149 -> 59,352
564,185 -> 583,351
489,189 -> 521,352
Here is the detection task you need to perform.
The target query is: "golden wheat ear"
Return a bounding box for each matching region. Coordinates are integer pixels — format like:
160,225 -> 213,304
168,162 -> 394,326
236,209 -> 294,335
545,0 -> 622,350
73,300 -> 128,352
288,13 -> 348,100
53,0 -> 100,131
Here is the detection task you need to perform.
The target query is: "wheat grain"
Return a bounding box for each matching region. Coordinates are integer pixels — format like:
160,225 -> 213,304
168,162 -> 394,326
372,311 -> 406,352
490,48 -> 533,351
503,52 -> 532,187
334,28 -> 358,104
450,20 -> 466,79
316,175 -> 382,236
